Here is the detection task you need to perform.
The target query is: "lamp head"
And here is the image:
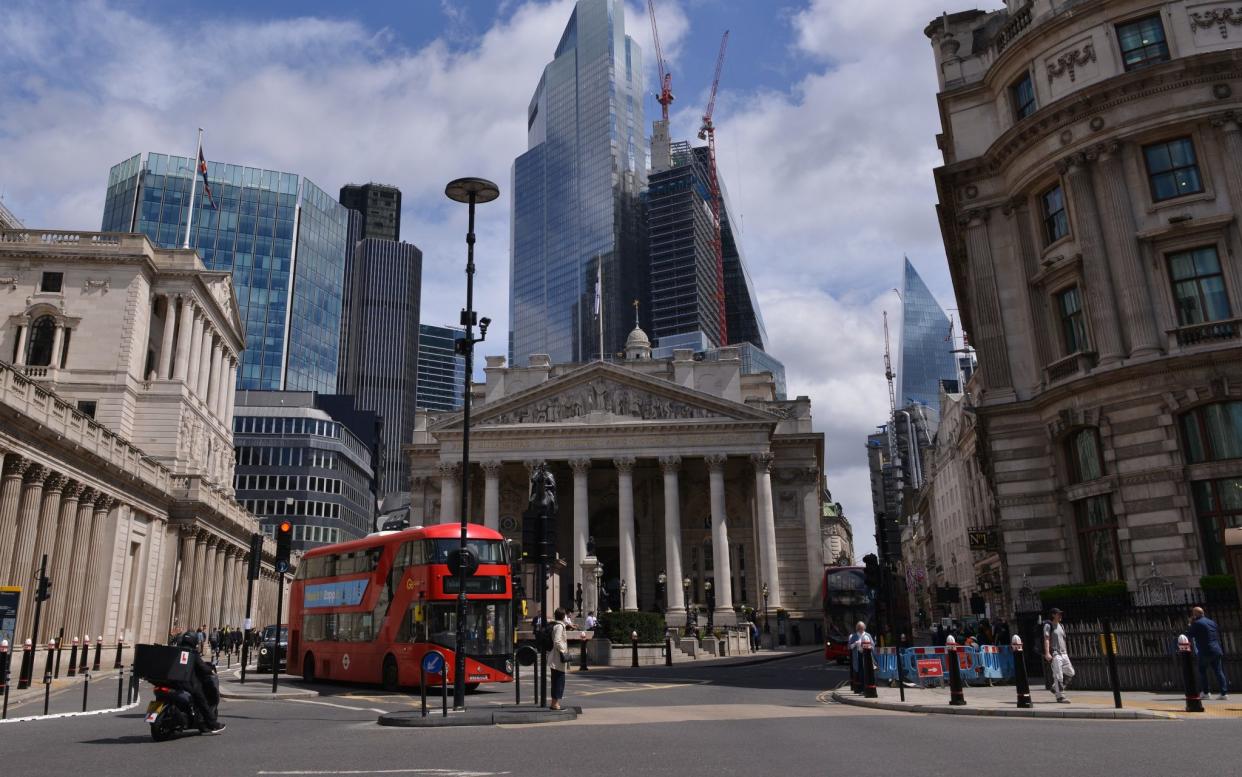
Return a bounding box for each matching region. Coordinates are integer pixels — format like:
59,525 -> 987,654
445,177 -> 500,204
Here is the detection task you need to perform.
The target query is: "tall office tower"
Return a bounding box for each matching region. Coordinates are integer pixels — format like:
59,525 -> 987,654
102,153 -> 350,393
510,0 -> 648,365
897,258 -> 958,417
416,324 -> 465,411
337,232 -> 423,498
339,183 -> 402,242
648,142 -> 768,354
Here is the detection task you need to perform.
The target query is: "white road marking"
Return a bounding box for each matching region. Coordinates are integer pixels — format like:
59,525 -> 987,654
0,698 -> 141,724
258,770 -> 509,776
285,698 -> 387,714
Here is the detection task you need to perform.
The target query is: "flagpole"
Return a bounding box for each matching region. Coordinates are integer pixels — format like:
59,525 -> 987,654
183,127 -> 203,249
598,259 -> 604,362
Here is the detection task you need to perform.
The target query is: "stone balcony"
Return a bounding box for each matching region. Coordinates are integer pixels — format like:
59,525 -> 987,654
1043,351 -> 1097,386
1167,318 -> 1241,349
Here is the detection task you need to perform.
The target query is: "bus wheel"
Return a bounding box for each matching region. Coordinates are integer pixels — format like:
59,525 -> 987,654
466,683 -> 480,693
381,655 -> 399,691
302,653 -> 315,684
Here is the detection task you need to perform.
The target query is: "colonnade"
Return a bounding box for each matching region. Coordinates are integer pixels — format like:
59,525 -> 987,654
170,528 -> 284,633
154,293 -> 238,422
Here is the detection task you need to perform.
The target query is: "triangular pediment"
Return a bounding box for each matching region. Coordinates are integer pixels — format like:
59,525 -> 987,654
431,361 -> 776,431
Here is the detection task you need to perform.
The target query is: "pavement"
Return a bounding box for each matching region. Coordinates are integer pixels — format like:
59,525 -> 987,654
2,651 -> 1240,777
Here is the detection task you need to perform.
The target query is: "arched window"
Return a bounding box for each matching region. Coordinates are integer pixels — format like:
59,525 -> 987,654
1180,401 -> 1242,464
1066,427 -> 1103,483
25,316 -> 56,366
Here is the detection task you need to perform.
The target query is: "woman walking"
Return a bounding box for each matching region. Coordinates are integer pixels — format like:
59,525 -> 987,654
549,608 -> 570,710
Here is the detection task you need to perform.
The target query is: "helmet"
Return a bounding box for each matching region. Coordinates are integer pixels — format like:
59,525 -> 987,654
178,631 -> 199,650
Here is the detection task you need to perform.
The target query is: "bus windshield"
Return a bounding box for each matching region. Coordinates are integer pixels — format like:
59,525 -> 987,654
428,539 -> 507,565
824,569 -> 874,642
424,602 -> 512,656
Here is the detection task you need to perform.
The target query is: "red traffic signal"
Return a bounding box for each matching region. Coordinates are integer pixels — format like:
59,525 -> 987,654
275,521 -> 294,574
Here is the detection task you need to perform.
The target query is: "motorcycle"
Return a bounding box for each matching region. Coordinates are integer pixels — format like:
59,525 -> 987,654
144,665 -> 220,741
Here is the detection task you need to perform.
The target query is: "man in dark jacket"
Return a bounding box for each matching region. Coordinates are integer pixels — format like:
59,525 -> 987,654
174,632 -> 226,734
1188,607 -> 1228,700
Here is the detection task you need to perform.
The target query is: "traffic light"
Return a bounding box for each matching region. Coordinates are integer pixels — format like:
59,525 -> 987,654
862,554 -> 881,591
36,575 -> 51,602
247,532 -> 263,581
275,520 -> 293,574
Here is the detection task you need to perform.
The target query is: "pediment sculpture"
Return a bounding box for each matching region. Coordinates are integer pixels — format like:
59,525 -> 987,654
478,377 -> 724,425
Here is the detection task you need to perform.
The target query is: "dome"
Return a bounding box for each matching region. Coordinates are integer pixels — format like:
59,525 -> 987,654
625,325 -> 651,349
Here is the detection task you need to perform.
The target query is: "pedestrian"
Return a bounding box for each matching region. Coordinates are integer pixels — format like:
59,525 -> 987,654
548,607 -> 570,711
209,628 -> 220,661
197,625 -> 207,654
750,619 -> 761,651
994,620 -> 1011,648
848,621 -> 873,680
1042,607 -> 1074,703
1188,606 -> 1229,700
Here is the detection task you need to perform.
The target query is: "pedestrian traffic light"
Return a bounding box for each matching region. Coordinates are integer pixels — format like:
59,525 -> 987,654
275,520 -> 293,574
36,575 -> 51,602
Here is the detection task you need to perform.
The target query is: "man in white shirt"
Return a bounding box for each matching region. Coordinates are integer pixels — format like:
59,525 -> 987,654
848,621 -> 873,684
1043,608 -> 1074,703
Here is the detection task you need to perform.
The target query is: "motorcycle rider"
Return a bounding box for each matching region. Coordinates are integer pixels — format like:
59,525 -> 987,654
173,631 -> 226,735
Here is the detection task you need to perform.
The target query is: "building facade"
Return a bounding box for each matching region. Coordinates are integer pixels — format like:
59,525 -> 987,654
510,0 -> 648,365
102,152 -> 350,393
928,0 -> 1242,597
898,257 -> 960,415
416,324 -> 465,412
339,183 -> 401,242
0,229 -> 285,647
822,493 -> 856,566
407,329 -> 828,641
233,391 -> 378,550
337,236 -> 422,497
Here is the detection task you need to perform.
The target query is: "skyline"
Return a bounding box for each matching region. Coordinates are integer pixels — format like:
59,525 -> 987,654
0,0 -> 990,559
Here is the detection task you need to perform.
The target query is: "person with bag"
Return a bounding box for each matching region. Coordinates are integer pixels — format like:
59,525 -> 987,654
548,608 -> 570,710
1043,607 -> 1074,703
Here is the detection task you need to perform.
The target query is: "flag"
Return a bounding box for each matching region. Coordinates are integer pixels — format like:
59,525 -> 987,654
198,148 -> 217,210
593,262 -> 602,317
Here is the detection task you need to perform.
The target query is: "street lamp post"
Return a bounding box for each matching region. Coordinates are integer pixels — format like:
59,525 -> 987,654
444,176 -> 499,712
682,576 -> 691,631
620,580 -> 628,612
705,580 -> 715,633
593,562 -> 603,616
656,571 -> 667,613
762,582 -> 770,636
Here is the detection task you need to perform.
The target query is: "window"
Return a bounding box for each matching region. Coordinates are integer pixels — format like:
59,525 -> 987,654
1041,185 -> 1069,244
1117,15 -> 1170,71
1057,286 -> 1089,356
1168,246 -> 1231,326
25,315 -> 57,366
1074,495 -> 1121,583
1144,138 -> 1203,202
1180,401 -> 1242,464
1012,72 -> 1037,120
1193,478 -> 1242,576
76,400 -> 97,419
39,272 -> 63,293
1067,428 -> 1103,483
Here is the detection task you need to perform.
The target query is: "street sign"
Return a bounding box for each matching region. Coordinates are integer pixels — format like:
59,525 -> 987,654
968,527 -> 997,551
422,650 -> 445,675
0,586 -> 19,646
916,659 -> 943,678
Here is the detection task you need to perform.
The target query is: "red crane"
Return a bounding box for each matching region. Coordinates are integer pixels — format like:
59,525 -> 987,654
648,0 -> 674,123
699,30 -> 730,346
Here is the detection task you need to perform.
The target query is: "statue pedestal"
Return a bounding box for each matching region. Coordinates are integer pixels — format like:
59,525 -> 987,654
580,556 -> 601,617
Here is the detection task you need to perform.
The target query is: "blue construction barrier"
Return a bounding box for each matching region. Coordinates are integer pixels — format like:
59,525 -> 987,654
873,647 -> 900,684
901,645 -> 1016,686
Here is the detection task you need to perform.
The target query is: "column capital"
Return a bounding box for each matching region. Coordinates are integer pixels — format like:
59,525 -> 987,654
24,463 -> 49,484
62,481 -> 85,501
658,455 -> 681,474
613,456 -> 636,473
1210,109 -> 1240,131
93,494 -> 115,512
77,486 -> 97,505
1056,151 -> 1092,176
568,458 -> 592,475
749,451 -> 775,472
480,460 -> 505,477
437,461 -> 461,477
4,454 -> 30,479
44,472 -> 67,494
704,454 -> 728,473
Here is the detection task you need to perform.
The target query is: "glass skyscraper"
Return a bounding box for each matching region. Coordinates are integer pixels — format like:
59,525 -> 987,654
102,152 -> 350,393
416,324 -> 465,412
510,0 -> 647,365
897,257 -> 959,414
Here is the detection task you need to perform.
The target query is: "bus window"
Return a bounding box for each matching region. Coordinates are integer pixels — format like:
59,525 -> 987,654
425,602 -> 512,656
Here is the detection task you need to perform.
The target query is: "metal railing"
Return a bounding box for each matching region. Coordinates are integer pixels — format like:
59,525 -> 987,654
1169,318 -> 1241,347
993,1 -> 1034,54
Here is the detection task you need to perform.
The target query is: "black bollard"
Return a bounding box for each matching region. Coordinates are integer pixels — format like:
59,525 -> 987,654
631,631 -> 639,668
946,636 -> 967,706
1178,634 -> 1205,713
1,639 -> 10,719
850,648 -> 861,694
116,665 -> 124,708
54,631 -> 64,678
1102,620 -> 1122,709
580,636 -> 589,671
92,636 -> 102,672
113,638 -> 123,669
862,637 -> 878,698
82,671 -> 90,712
79,636 -> 89,675
665,635 -> 673,667
17,639 -> 33,690
513,660 -> 519,707
1011,635 -> 1032,708
67,638 -> 79,678
43,640 -> 55,716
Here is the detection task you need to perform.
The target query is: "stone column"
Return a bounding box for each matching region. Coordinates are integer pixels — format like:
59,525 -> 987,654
1060,153 -> 1124,366
225,359 -> 238,420
187,310 -> 204,393
438,462 -> 459,524
751,453 -> 781,610
84,496 -> 115,638
196,327 -> 214,400
960,209 -> 1015,389
569,459 -> 591,592
799,468 -> 825,611
221,548 -> 239,626
481,461 -> 503,532
174,298 -> 194,382
188,531 -> 209,628
214,352 -> 230,419
207,340 -> 223,414
46,482 -> 83,637
30,473 -> 66,641
201,536 -> 221,628
50,324 -> 65,369
64,488 -> 96,638
14,323 -> 28,365
10,465 -> 49,639
1094,141 -> 1161,357
705,454 -> 734,614
614,456 -> 638,611
1006,200 -> 1056,368
659,456 -> 685,613
172,528 -> 196,631
158,295 -> 178,379
0,455 -> 30,581
1212,115 -> 1242,298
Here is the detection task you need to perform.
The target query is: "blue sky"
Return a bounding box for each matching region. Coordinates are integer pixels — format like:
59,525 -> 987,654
0,0 -> 1003,559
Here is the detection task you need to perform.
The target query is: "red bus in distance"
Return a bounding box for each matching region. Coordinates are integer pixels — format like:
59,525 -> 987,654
287,523 -> 514,690
823,566 -> 876,664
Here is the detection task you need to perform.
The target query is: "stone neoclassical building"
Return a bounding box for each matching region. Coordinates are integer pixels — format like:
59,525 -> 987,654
0,229 -> 285,649
406,328 -> 827,640
928,0 -> 1242,599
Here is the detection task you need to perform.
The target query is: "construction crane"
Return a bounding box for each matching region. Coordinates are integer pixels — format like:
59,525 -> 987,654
648,0 -> 673,123
699,30 -> 730,346
882,310 -> 899,474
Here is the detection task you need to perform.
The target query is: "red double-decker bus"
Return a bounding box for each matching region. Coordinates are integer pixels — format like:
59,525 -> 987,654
287,523 -> 514,690
823,566 -> 875,664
